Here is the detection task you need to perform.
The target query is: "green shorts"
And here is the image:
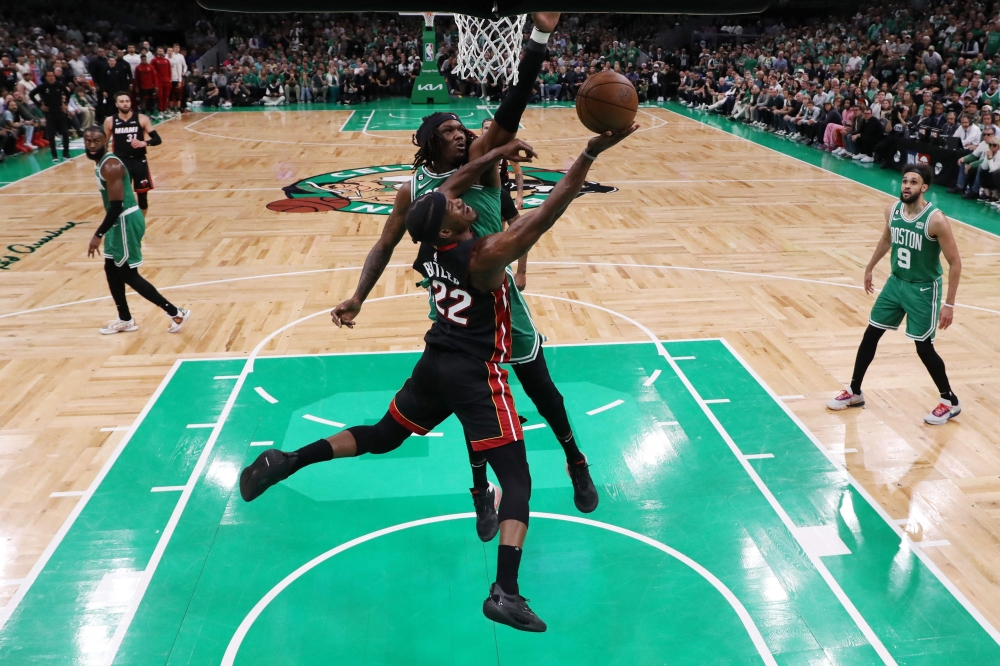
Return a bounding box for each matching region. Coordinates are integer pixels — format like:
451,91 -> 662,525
422,268 -> 545,364
102,207 -> 145,268
869,274 -> 942,341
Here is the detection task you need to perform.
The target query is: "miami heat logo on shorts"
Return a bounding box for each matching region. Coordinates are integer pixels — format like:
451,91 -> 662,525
267,164 -> 617,215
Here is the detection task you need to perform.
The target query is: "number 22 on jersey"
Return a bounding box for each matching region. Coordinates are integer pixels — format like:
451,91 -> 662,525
431,280 -> 473,325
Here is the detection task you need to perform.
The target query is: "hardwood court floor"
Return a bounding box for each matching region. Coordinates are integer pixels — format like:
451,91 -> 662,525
1,100 -> 1000,662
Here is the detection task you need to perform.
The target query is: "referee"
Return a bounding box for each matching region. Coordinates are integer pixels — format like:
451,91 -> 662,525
29,70 -> 72,162
482,118 -> 528,289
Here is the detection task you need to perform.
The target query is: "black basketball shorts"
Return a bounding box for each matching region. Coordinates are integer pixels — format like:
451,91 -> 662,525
122,156 -> 153,193
389,344 -> 524,452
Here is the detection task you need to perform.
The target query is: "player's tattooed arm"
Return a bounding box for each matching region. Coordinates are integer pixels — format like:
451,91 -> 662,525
929,210 -> 961,329
864,204 -> 895,294
439,140 -> 536,200
469,126 -> 636,291
331,183 -> 411,328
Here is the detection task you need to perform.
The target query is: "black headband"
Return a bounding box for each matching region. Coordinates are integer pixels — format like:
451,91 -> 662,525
406,192 -> 448,245
415,112 -> 460,146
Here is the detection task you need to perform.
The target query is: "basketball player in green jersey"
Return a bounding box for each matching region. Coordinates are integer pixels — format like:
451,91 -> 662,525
82,126 -> 190,335
331,14 -> 599,541
828,164 -> 962,425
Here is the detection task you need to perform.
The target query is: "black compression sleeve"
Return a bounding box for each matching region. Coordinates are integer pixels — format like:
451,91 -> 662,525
147,130 -> 161,146
95,200 -> 124,238
492,40 -> 547,132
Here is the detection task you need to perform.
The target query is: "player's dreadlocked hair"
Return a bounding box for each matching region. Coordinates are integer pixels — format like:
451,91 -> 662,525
411,125 -> 478,172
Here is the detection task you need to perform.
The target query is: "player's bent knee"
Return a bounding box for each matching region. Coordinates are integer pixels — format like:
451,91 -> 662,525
485,441 -> 532,525
914,339 -> 937,359
347,412 -> 411,455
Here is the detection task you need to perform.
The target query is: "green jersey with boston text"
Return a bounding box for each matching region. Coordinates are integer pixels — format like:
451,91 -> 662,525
888,200 -> 942,282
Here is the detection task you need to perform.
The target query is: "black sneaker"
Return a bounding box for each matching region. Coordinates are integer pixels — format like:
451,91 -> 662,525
471,482 -> 500,542
483,582 -> 546,632
566,456 -> 599,513
239,449 -> 295,502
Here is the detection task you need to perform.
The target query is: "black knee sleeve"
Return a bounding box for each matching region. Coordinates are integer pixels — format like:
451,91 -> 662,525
485,441 -> 531,525
492,41 -> 546,132
512,350 -> 571,438
137,192 -> 148,209
347,412 -> 411,455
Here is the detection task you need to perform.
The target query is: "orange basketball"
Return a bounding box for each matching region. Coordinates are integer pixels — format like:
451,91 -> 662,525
266,197 -> 349,213
575,71 -> 639,134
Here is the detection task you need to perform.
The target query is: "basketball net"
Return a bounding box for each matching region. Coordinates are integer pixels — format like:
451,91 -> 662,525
405,11 -> 527,86
454,14 -> 528,85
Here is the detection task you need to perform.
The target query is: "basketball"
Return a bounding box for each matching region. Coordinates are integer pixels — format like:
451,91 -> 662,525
575,71 -> 639,134
266,197 -> 350,213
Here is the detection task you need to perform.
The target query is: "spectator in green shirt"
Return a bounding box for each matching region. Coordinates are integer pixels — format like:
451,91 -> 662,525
604,41 -> 624,67
626,41 -> 640,67
540,66 -> 561,101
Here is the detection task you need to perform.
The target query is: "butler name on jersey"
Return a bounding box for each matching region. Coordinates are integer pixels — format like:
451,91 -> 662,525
414,239 -> 513,364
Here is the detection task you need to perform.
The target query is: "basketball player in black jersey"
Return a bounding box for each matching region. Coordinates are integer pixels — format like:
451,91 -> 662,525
482,118 -> 526,290
240,126 -> 635,633
103,91 -> 161,214
330,14 -> 601,540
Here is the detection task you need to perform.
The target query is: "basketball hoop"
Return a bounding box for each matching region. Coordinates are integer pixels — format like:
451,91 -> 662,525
454,13 -> 528,85
402,10 -> 527,86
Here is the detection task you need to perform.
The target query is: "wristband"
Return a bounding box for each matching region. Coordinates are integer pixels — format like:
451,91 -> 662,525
582,149 -> 597,161
942,303 -> 954,308
529,28 -> 551,45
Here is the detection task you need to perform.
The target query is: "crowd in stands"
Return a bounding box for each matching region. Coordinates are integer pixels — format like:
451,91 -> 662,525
2,1 -> 999,203
669,1 -> 1000,205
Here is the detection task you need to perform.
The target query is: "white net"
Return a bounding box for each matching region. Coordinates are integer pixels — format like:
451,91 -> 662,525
454,14 -> 528,85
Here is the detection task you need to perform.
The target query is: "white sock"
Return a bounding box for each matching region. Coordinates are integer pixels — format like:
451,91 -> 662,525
530,28 -> 550,45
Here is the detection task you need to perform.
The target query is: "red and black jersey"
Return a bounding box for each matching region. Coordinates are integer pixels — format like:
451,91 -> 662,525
414,239 -> 512,363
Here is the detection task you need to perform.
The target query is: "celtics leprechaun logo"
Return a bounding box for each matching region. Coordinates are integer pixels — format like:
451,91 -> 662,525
266,164 -> 617,214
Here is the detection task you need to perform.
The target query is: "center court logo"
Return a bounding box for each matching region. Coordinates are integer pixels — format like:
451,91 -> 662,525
266,164 -> 617,215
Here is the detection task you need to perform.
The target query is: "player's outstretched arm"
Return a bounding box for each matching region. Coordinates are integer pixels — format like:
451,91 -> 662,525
929,210 -> 961,330
439,139 -> 537,200
469,125 -> 637,289
864,204 -> 895,294
471,13 -> 559,160
331,182 -> 411,328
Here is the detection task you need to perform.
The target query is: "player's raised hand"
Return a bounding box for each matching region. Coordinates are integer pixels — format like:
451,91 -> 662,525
497,139 -> 537,163
530,13 -> 560,33
331,296 -> 362,328
586,124 -> 639,157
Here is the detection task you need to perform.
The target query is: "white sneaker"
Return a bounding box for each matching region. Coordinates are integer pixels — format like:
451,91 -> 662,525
852,153 -> 865,160
827,389 -> 865,411
860,155 -> 874,163
100,318 -> 138,335
657,96 -> 664,102
168,307 -> 191,333
924,398 -> 960,425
